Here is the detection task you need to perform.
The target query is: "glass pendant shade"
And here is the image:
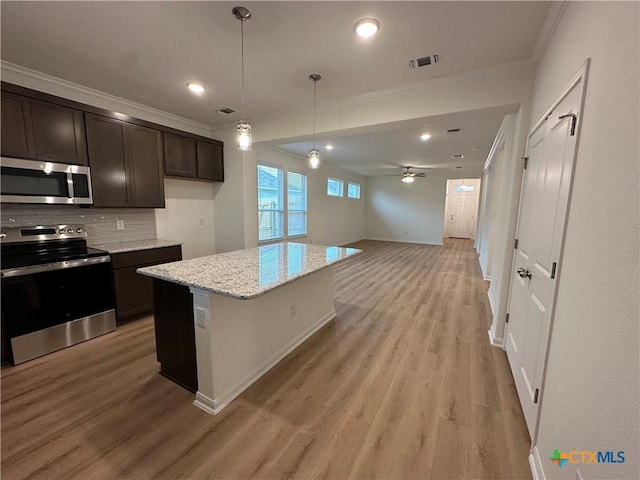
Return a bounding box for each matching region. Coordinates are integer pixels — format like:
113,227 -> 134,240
401,175 -> 414,184
236,121 -> 252,151
308,148 -> 320,169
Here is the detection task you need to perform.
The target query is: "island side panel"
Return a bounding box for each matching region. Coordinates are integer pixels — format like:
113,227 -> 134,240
192,265 -> 337,415
152,279 -> 198,393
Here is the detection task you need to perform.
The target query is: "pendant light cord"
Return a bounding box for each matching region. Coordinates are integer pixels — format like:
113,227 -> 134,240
312,80 -> 317,150
240,19 -> 246,122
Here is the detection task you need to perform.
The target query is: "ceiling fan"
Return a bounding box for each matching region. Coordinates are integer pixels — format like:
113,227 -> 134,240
390,166 -> 427,184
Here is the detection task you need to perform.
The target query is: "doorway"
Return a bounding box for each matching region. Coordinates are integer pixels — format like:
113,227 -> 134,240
444,178 -> 481,239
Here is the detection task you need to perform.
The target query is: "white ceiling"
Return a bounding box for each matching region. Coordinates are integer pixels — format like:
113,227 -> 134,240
1,1 -> 549,177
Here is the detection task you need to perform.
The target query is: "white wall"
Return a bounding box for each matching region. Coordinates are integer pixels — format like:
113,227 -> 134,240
365,171 -> 481,245
254,147 -> 366,247
528,3 -> 639,479
155,178 -> 217,259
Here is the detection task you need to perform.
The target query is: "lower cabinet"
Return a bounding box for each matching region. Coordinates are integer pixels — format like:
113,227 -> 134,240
111,245 -> 182,322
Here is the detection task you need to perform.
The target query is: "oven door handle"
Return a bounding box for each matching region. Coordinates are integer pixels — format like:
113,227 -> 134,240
1,256 -> 111,278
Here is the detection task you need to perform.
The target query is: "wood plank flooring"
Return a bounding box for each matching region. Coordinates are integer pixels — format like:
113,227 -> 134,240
1,239 -> 532,479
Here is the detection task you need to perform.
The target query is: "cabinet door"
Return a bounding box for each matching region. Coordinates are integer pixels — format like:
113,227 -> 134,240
113,267 -> 154,320
30,99 -> 88,165
86,114 -> 131,207
127,124 -> 165,208
196,140 -> 224,181
163,133 -> 196,178
1,92 -> 36,159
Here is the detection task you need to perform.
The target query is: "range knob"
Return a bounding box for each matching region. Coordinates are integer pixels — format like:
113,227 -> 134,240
76,228 -> 83,234
0,231 -> 6,239
67,228 -> 74,234
59,229 -> 65,234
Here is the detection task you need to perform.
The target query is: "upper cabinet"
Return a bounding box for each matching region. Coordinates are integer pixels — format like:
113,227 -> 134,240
86,114 -> 165,208
1,93 -> 87,165
164,133 -> 224,182
1,92 -> 36,159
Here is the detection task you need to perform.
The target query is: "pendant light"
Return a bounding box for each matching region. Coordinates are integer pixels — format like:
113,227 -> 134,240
308,74 -> 321,169
233,6 -> 252,151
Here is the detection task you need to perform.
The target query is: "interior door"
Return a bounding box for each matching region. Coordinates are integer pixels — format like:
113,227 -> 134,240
505,77 -> 585,437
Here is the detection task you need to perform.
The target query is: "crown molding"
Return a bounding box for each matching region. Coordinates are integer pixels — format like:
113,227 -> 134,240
531,1 -> 570,67
1,61 -> 212,136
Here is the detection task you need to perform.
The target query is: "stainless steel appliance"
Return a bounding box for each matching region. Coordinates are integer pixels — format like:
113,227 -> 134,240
0,157 -> 93,204
1,224 -> 115,364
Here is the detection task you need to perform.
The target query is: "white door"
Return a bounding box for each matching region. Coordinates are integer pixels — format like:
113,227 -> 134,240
447,179 -> 480,239
505,74 -> 585,437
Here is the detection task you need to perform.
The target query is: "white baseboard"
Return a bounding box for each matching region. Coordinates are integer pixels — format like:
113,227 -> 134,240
487,289 -> 496,315
487,328 -> 505,349
201,309 -> 337,415
364,237 -> 443,246
529,445 -> 546,480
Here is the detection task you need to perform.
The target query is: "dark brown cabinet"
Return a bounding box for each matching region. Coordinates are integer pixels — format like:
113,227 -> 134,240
1,91 -> 36,159
30,99 -> 88,165
163,133 -> 196,177
1,93 -> 87,165
197,140 -> 224,181
111,245 -> 182,322
163,132 -> 223,182
86,113 -> 165,208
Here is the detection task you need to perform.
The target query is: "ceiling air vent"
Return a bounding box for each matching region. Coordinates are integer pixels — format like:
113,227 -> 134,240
216,107 -> 236,115
447,128 -> 462,134
455,166 -> 464,169
408,52 -> 442,69
452,154 -> 464,159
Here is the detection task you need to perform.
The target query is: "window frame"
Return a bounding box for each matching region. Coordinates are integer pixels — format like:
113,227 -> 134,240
257,163 -> 308,244
347,182 -> 361,199
327,177 -> 344,197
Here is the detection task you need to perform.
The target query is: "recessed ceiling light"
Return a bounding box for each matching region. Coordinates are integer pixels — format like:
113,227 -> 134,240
420,134 -> 431,141
187,82 -> 206,94
325,145 -> 334,150
354,18 -> 380,38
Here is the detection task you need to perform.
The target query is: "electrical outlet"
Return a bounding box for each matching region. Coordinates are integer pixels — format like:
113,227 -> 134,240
196,307 -> 206,329
116,220 -> 125,230
290,304 -> 296,318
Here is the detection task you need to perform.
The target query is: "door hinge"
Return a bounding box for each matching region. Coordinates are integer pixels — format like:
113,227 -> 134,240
505,313 -> 510,324
522,156 -> 529,169
514,238 -> 519,250
559,113 -> 578,136
533,388 -> 540,404
551,262 -> 557,279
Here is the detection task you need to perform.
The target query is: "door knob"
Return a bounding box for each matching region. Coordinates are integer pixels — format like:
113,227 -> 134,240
517,267 -> 532,279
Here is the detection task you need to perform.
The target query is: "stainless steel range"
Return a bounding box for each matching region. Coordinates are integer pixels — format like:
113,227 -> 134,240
1,224 -> 115,364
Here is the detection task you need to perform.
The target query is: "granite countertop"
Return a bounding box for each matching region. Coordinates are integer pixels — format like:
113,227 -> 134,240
137,242 -> 361,300
90,238 -> 182,254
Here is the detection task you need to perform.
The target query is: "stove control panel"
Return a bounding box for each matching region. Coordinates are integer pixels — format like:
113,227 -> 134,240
0,224 -> 88,244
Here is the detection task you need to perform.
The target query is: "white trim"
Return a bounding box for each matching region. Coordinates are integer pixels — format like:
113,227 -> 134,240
487,328 -> 505,349
1,61 -> 212,136
364,237 -> 443,246
529,445 -> 547,480
531,2 -> 570,67
487,289 -> 496,315
484,115 -> 514,171
205,309 -> 336,415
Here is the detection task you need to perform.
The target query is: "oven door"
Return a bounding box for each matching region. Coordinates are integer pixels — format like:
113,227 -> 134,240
1,258 -> 115,364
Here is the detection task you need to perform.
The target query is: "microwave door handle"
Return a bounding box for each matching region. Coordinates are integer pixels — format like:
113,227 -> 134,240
67,171 -> 75,199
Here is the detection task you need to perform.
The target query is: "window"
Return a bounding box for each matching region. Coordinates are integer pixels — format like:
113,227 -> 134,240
258,164 -> 308,242
258,165 -> 284,241
327,177 -> 343,197
287,170 -> 307,237
347,182 -> 361,199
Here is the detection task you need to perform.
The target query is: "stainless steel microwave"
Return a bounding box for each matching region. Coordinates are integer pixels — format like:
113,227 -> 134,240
0,157 -> 93,205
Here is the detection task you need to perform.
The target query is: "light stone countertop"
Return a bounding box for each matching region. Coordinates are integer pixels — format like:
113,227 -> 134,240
90,238 -> 182,254
137,242 -> 361,300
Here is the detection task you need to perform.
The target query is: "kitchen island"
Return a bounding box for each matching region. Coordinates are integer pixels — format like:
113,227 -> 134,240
138,242 -> 360,415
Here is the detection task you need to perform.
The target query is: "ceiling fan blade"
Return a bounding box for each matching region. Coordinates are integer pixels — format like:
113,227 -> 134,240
415,173 -> 427,177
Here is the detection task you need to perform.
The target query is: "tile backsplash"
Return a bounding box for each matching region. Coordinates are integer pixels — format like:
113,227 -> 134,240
1,204 -> 156,244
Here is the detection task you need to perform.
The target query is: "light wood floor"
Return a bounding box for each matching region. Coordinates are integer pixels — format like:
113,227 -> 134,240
1,239 -> 531,479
